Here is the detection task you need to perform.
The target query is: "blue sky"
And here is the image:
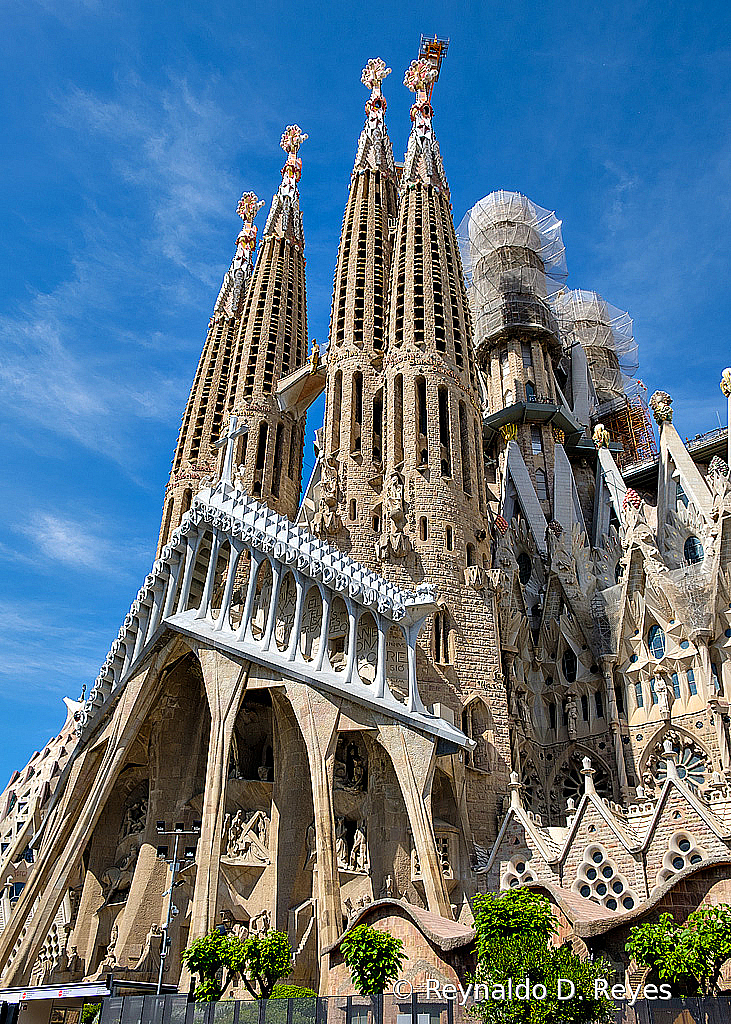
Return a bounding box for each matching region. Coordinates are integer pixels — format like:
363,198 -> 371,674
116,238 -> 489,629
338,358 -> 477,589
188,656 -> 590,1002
1,0 -> 730,785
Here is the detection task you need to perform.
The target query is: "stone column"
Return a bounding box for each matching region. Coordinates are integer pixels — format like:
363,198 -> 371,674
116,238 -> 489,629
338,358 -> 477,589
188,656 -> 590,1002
601,659 -> 630,801
374,720 -> 452,918
283,682 -> 342,981
187,649 -> 249,940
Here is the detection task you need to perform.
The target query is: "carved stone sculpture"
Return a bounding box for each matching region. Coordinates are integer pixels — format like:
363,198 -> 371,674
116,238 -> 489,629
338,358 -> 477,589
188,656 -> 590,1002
313,458 -> 341,536
377,471 -> 410,560
566,696 -> 579,740
349,822 -> 369,873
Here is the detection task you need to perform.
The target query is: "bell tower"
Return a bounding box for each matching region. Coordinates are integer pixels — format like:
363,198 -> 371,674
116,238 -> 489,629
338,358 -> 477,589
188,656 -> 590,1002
318,58 -> 399,566
228,126 -> 310,519
157,191 -> 264,554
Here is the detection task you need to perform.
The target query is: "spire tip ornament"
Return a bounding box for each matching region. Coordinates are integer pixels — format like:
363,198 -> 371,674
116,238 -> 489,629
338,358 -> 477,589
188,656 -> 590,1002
720,368 -> 731,397
361,57 -> 392,91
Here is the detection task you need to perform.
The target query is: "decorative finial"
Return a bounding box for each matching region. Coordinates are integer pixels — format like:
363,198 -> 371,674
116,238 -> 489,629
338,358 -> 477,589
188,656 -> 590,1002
278,125 -> 308,201
649,390 -> 673,424
623,487 -> 642,511
593,423 -> 611,449
721,368 -> 731,397
404,58 -> 438,95
361,58 -> 391,127
362,57 -> 392,91
581,756 -> 596,795
236,191 -> 265,253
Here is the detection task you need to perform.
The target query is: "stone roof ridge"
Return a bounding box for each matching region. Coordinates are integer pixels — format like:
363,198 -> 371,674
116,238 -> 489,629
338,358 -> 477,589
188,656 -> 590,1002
352,58 -> 397,178
478,776 -> 563,873
560,782 -> 642,860
401,58 -> 449,194
324,897 -> 475,955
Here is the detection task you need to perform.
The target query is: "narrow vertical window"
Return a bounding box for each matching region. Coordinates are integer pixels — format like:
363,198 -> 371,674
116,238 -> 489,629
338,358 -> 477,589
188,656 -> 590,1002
549,702 -> 556,731
434,612 -> 442,664
458,401 -> 472,495
438,387 -> 451,476
331,370 -> 342,452
594,691 -> 604,717
536,469 -> 548,501
372,391 -> 383,463
521,340 -> 533,367
445,525 -> 453,551
416,376 -> 428,465
581,694 -> 589,721
466,543 -> 475,566
615,684 -> 625,715
271,423 -> 284,498
254,421 -> 268,497
635,681 -> 644,708
349,498 -> 357,520
351,371 -> 363,453
531,426 -> 543,455
393,374 -> 404,467
687,669 -> 697,695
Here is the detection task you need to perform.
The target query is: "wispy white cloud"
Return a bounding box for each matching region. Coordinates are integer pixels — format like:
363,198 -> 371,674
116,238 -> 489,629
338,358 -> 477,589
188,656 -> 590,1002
0,72 -> 249,473
6,510 -> 149,577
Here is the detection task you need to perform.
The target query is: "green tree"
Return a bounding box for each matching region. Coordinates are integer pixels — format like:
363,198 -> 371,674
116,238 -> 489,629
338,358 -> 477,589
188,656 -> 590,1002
625,904 -> 731,995
339,924 -> 406,996
471,890 -> 614,1024
181,928 -> 293,1001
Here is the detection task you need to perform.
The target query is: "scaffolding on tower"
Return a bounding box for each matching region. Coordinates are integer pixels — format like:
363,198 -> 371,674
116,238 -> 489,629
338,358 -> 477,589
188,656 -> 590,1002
419,34 -> 449,98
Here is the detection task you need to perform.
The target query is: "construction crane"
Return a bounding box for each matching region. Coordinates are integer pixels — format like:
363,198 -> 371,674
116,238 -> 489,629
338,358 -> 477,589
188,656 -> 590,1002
419,34 -> 449,100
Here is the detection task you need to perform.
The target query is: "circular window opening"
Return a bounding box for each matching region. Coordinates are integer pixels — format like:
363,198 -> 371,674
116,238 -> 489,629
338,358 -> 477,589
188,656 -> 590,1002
580,885 -> 590,898
596,883 -> 607,896
623,897 -> 635,910
672,856 -> 685,871
592,851 -> 603,864
678,839 -> 691,852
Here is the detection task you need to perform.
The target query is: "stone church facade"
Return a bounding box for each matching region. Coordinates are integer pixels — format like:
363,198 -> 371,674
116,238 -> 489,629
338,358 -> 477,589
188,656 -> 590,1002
2,46 -> 731,994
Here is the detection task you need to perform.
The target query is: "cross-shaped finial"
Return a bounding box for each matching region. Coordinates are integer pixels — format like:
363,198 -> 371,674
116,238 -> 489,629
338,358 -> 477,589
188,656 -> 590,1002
404,58 -> 438,95
214,415 -> 248,486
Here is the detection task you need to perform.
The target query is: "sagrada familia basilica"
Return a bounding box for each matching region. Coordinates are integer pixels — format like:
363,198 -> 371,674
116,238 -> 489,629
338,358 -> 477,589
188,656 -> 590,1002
3,39 -> 731,999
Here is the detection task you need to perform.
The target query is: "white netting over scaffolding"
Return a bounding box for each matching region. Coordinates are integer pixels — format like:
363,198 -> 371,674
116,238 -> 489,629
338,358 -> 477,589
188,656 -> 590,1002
457,191 -> 568,348
553,289 -> 638,407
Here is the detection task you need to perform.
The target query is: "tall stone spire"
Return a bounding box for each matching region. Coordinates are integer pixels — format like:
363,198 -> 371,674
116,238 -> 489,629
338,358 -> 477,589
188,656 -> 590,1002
156,191 -> 264,555
317,59 -> 399,566
227,126 -> 309,517
402,58 -> 449,193
377,58 -> 510,830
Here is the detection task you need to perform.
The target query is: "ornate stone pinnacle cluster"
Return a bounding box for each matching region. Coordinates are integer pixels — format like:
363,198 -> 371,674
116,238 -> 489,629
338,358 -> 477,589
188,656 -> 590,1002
649,389 -> 673,424
403,57 -> 438,94
236,191 -> 265,252
361,57 -> 391,92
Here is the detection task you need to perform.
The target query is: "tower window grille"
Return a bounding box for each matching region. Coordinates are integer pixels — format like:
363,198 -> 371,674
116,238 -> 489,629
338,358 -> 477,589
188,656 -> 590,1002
595,691 -> 604,717
687,669 -> 697,695
548,702 -> 556,731
531,426 -> 543,455
521,340 -> 533,367
434,609 -> 452,665
466,543 -> 476,566
635,681 -> 644,708
419,517 -> 428,542
648,624 -> 666,659
650,676 -> 658,704
445,525 -> 453,551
